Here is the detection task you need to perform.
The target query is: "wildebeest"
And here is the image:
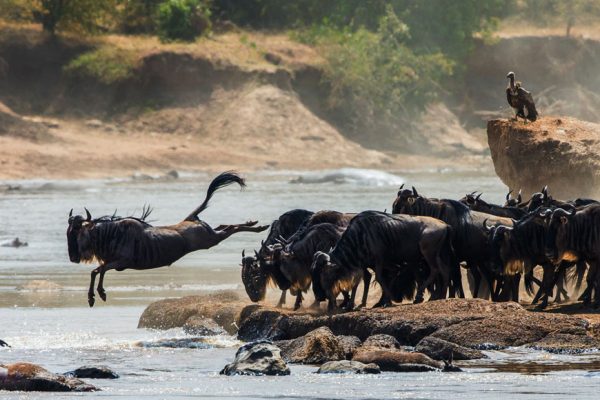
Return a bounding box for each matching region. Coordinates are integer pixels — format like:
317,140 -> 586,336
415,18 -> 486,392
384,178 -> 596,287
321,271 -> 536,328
460,192 -> 526,219
272,222 -> 347,310
241,209 -> 314,306
545,205 -> 600,306
312,211 -> 454,312
67,171 -> 269,307
393,187 -> 515,301
504,190 -> 522,207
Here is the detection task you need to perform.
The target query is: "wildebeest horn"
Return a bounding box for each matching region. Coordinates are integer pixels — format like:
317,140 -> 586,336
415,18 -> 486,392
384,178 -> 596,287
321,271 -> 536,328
412,186 -> 418,196
517,189 -> 522,203
554,207 -> 575,217
69,208 -> 73,217
482,219 -> 493,231
254,249 -> 259,258
278,235 -> 288,244
506,190 -> 512,202
84,208 -> 92,221
261,240 -> 265,247
538,208 -> 552,217
399,184 -> 404,190
242,249 -> 245,258
476,193 -> 482,200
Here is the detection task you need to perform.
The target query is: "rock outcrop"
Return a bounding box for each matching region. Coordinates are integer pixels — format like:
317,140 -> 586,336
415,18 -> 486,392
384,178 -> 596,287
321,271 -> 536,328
0,363 -> 98,392
138,291 -> 246,335
220,341 -> 290,376
237,299 -> 594,353
487,117 -> 600,198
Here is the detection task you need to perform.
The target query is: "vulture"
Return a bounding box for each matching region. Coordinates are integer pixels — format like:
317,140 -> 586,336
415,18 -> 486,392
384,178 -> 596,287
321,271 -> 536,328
506,71 -> 538,122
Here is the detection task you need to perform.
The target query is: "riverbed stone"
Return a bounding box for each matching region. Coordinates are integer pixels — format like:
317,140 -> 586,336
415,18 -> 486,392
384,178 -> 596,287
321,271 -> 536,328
220,340 -> 290,376
415,336 -> 487,360
275,327 -> 345,364
337,335 -> 362,359
0,363 -> 98,392
316,360 -> 380,374
64,366 -> 119,379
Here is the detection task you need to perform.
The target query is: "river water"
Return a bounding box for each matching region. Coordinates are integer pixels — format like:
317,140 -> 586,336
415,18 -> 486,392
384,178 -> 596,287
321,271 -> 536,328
1,169 -> 599,399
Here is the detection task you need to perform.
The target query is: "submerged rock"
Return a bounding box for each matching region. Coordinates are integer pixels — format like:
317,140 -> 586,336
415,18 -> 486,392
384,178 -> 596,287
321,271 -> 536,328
64,366 -> 119,379
220,340 -> 290,376
276,327 -> 345,364
316,360 -> 380,374
415,336 -> 487,360
1,237 -> 28,248
352,350 -> 460,372
183,316 -> 226,336
134,337 -> 223,349
0,363 -> 98,392
526,332 -> 600,354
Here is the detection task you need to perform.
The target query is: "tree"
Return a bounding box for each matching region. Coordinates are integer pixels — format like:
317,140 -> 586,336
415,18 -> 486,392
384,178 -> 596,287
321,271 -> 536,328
32,0 -> 116,34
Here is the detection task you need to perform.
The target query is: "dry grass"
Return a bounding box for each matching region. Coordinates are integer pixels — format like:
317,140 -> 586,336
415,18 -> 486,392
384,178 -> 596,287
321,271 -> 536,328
0,20 -> 323,73
497,19 -> 600,40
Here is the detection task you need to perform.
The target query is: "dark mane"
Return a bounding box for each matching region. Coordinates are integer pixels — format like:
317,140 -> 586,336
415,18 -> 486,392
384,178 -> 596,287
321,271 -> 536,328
93,205 -> 153,227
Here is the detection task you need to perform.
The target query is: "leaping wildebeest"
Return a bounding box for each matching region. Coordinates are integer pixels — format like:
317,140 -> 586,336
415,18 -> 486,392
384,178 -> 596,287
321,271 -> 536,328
67,171 -> 269,307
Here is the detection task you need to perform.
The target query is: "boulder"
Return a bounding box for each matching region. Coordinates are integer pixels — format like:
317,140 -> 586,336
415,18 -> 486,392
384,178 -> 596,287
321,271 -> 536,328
525,332 -> 600,354
1,237 -> 28,248
487,117 -> 600,198
415,336 -> 486,360
337,335 -> 362,359
220,340 -> 290,376
360,334 -> 401,350
183,316 -> 226,336
352,350 -> 459,372
0,363 -> 98,392
316,360 -> 380,374
64,366 -> 119,379
275,327 -> 345,364
138,291 -> 245,334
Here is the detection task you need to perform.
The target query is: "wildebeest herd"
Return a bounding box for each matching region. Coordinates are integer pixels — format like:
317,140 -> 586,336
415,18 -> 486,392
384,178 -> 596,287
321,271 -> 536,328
61,171 -> 600,314
241,184 -> 600,312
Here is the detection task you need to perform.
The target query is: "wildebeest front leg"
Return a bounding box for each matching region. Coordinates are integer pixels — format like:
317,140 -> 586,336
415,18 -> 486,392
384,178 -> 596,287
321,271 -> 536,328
88,267 -> 101,307
276,290 -> 287,308
293,292 -> 303,311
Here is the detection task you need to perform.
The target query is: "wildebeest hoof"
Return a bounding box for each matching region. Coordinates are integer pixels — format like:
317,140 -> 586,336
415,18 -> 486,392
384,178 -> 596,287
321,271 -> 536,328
88,295 -> 95,307
413,298 -> 424,304
98,290 -> 107,302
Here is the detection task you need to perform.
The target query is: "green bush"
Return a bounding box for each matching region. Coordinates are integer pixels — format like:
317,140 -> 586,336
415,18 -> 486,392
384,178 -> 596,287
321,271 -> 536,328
157,0 -> 211,42
64,47 -> 138,84
294,6 -> 453,140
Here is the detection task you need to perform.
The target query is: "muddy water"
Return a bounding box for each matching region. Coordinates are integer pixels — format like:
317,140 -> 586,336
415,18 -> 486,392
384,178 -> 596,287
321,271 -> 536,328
1,169 -> 599,399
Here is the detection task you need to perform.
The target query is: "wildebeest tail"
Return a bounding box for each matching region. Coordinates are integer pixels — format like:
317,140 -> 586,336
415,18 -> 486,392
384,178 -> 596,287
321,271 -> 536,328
185,171 -> 246,221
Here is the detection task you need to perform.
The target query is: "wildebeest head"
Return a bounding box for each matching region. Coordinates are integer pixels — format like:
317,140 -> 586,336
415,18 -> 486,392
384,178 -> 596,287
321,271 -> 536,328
392,186 -> 420,214
504,189 -> 522,207
460,192 -> 483,208
240,249 -> 269,302
545,207 -> 575,262
310,251 -> 332,301
66,208 -> 92,263
484,222 -> 516,275
525,186 -> 550,211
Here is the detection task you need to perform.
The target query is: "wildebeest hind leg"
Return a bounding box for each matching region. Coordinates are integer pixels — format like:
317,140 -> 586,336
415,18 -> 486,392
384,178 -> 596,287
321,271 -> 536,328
97,262 -> 117,302
276,290 -> 287,307
293,292 -> 303,311
360,269 -> 371,308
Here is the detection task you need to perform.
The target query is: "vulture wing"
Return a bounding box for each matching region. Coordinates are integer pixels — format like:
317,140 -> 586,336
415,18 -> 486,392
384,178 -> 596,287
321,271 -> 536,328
517,86 -> 538,121
506,88 -> 514,108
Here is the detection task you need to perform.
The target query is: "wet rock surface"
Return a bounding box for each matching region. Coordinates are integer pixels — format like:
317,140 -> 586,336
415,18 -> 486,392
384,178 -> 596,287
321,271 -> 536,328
275,327 -> 345,364
220,340 -> 290,376
352,349 -> 453,372
487,117 -> 600,198
0,363 -> 98,392
316,360 -> 380,374
64,366 -> 119,379
237,299 -> 595,353
183,316 -> 227,336
138,291 -> 245,334
415,336 -> 486,360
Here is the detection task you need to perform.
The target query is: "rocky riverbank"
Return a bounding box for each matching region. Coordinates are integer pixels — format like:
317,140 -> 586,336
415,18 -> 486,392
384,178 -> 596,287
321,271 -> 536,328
138,293 -> 600,357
